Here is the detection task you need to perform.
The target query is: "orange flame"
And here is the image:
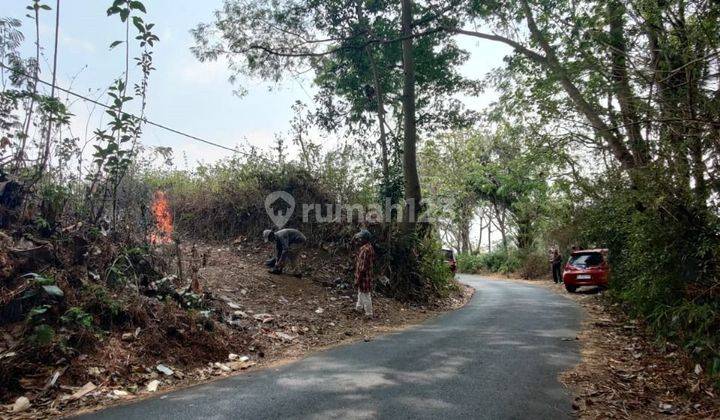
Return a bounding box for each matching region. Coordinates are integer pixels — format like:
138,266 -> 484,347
150,190 -> 173,244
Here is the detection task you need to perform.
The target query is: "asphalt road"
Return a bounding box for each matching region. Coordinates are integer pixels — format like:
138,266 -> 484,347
79,275 -> 583,420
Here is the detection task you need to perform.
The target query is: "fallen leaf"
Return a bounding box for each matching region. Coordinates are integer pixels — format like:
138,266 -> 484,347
12,396 -> 30,412
253,313 -> 274,323
214,362 -> 231,372
156,364 -> 174,376
227,360 -> 255,371
658,403 -> 675,414
70,382 -> 97,400
107,390 -> 129,399
274,332 -> 296,341
146,380 -> 160,392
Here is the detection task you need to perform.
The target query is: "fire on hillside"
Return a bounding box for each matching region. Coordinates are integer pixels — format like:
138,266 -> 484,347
150,191 -> 173,244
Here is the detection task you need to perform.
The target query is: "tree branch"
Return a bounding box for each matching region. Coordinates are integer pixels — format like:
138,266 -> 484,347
445,27 -> 547,64
517,0 -> 636,170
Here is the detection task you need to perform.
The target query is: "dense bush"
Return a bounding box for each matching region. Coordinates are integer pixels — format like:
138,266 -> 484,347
416,233 -> 456,297
374,225 -> 455,301
517,250 -> 550,279
565,178 -> 720,378
144,158 -> 351,243
456,249 -> 522,274
456,252 -> 484,273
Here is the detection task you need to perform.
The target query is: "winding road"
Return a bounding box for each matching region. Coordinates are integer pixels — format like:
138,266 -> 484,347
79,275 -> 583,419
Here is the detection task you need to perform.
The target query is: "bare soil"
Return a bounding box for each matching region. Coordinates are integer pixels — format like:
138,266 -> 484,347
1,240 -> 471,418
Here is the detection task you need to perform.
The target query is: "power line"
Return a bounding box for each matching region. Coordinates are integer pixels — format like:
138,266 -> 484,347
0,61 -> 244,154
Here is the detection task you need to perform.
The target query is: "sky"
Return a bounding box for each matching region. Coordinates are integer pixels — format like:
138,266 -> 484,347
0,0 -> 512,168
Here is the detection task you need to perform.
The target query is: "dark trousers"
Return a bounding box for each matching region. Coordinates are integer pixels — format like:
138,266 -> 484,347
552,263 -> 563,283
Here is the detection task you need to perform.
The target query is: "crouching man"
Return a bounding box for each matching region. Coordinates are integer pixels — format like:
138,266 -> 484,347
263,228 -> 306,275
353,229 -> 376,318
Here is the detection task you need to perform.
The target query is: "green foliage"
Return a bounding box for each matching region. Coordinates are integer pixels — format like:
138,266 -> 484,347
26,304 -> 50,323
82,283 -> 127,328
416,234 -> 454,297
179,291 -> 204,309
38,183 -> 69,225
560,176 -> 720,377
25,300 -> 56,347
375,226 -> 455,301
456,249 -> 521,274
457,0 -> 720,380
61,307 -> 94,330
456,253 -> 483,273
420,126 -> 557,254
31,324 -> 55,346
517,250 -> 550,279
106,246 -> 154,288
24,272 -> 54,286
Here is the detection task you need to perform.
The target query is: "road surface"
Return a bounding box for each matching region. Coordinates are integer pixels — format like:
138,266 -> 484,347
79,275 -> 583,419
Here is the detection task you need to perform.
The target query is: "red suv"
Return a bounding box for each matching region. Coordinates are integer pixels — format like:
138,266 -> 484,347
562,248 -> 609,292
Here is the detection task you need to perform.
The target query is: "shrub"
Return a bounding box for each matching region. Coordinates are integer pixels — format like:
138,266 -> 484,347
144,160 -> 344,243
517,251 -> 550,279
417,233 -> 455,297
373,225 -> 454,301
61,307 -> 94,330
456,249 -> 521,274
82,283 -> 128,328
496,250 -> 521,274
456,253 -> 483,273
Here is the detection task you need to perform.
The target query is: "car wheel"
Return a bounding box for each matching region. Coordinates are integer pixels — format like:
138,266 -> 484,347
565,284 -> 577,293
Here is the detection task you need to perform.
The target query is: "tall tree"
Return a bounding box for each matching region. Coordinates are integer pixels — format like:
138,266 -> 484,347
400,0 -> 420,223
432,0 -> 720,209
191,0 -> 478,220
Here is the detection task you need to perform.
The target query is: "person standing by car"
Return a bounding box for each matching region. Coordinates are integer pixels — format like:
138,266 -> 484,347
550,248 -> 563,284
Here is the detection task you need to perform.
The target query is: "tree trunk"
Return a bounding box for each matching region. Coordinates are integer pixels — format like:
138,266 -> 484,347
607,0 -> 647,166
354,0 -> 390,186
487,219 -> 492,253
400,0 -> 421,225
366,47 -> 390,186
459,219 -> 470,254
477,218 -> 483,253
493,203 -> 507,250
36,0 -> 60,180
457,200 -> 473,253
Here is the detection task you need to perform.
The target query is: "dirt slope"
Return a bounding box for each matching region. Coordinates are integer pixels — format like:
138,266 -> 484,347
1,239 -> 470,418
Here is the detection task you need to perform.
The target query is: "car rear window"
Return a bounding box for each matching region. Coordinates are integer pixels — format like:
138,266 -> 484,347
442,250 -> 454,261
569,252 -> 604,267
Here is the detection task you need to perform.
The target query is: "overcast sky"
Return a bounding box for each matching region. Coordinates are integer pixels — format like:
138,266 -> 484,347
0,0 -> 511,168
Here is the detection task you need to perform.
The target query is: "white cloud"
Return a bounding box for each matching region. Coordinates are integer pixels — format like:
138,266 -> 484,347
177,57 -> 230,85
61,33 -> 96,54
161,28 -> 175,43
